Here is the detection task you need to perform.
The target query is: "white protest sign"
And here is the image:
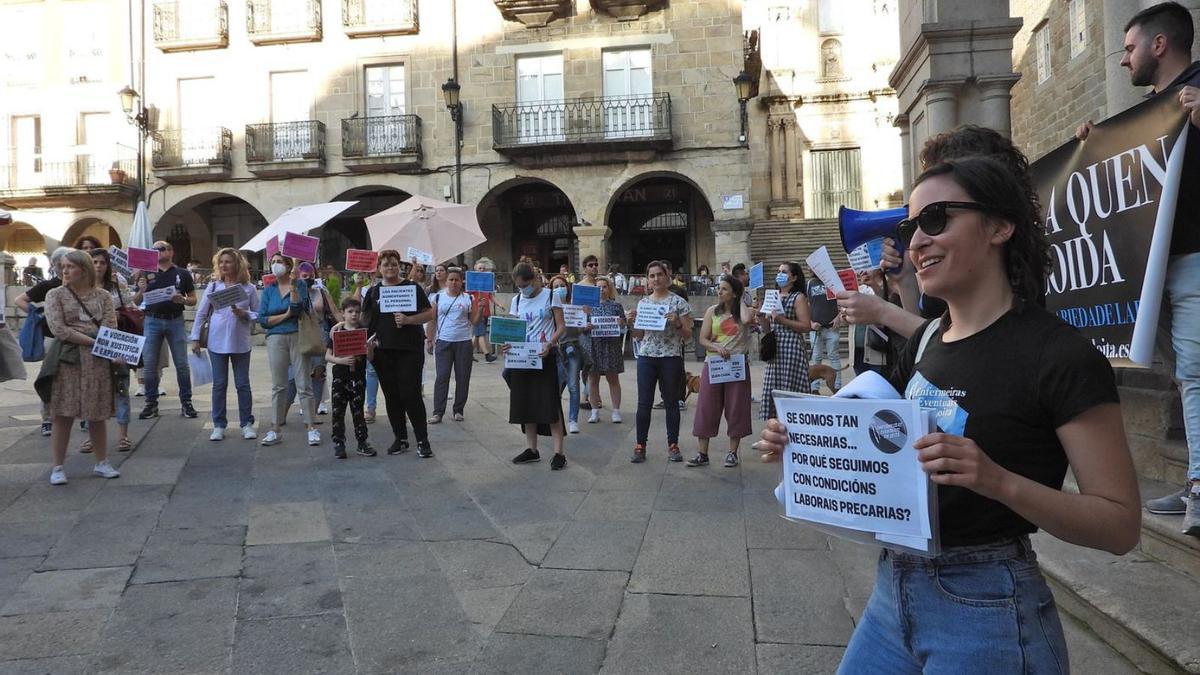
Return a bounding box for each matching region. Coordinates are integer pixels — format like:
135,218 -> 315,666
776,396 -> 932,540
379,284 -> 417,312
706,353 -> 746,384
759,289 -> 783,315
207,285 -> 248,309
590,315 -> 622,338
142,286 -> 176,306
504,342 -> 543,369
633,300 -> 668,331
92,326 -> 145,363
108,246 -> 131,277
805,246 -> 845,295
562,305 -> 587,328
406,247 -> 434,265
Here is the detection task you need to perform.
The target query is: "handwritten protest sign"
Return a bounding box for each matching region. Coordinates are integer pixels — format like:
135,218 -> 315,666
379,285 -> 417,312
466,271 -> 494,293
562,305 -> 587,328
266,236 -> 280,260
504,342 -> 543,369
590,315 -> 622,338
207,285 -> 248,309
759,289 -> 783,315
571,284 -> 601,307
749,262 -> 764,290
92,326 -> 145,363
489,316 -> 527,344
706,353 -> 746,383
406,247 -> 434,265
633,300 -> 668,331
108,247 -> 131,277
282,232 -> 319,262
142,287 -> 176,306
332,328 -> 368,357
827,269 -> 860,300
127,247 -> 159,272
345,249 -> 379,273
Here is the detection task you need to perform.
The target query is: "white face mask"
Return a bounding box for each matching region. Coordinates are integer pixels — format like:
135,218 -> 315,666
271,263 -> 287,277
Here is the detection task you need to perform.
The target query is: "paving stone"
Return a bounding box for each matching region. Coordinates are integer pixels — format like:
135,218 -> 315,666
232,614 -> 355,675
471,633 -> 606,675
429,540 -> 533,590
91,577 -> 237,673
250,475 -> 323,505
324,501 -> 422,543
0,519 -> 70,558
756,643 -> 845,674
495,568 -> 627,640
457,585 -> 523,630
105,457 -> 185,486
603,593 -> 756,673
239,542 -> 341,619
85,484 -> 172,514
500,521 -> 567,564
572,489 -> 657,522
654,474 -> 744,512
405,491 -> 503,542
467,485 -> 573,528
0,465 -> 48,488
0,654 -> 90,674
0,609 -> 110,661
542,520 -> 646,571
749,549 -> 855,646
0,481 -> 103,523
39,512 -> 158,571
629,510 -> 750,597
246,501 -> 331,545
0,557 -> 39,608
131,526 -> 245,584
1,566 -> 131,616
333,541 -> 439,579
744,490 -> 832,550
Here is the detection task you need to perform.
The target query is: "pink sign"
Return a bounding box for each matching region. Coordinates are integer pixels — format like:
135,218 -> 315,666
265,236 -> 280,260
127,247 -> 159,272
281,231 -> 319,262
262,273 -> 277,286
345,249 -> 379,273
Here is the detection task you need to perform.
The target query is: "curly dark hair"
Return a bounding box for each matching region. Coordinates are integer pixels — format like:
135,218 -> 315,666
913,157 -> 1051,306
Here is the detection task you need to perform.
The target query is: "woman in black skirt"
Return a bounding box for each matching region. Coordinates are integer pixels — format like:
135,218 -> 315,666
504,262 -> 568,470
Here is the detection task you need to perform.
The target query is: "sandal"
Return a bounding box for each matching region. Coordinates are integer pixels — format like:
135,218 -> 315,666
118,437 -> 133,452
80,438 -> 93,453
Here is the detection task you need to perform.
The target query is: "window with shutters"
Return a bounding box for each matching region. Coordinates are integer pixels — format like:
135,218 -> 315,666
810,148 -> 862,219
1069,0 -> 1087,59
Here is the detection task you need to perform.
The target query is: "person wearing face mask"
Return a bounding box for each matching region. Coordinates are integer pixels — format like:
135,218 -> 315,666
506,262 -> 568,470
426,267 -> 481,424
548,275 -> 584,434
758,262 -> 811,460
258,254 -> 319,447
286,262 -> 340,417
805,264 -> 842,392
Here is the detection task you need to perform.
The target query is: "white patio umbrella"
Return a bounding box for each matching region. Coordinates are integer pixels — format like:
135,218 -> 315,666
240,201 -> 358,252
128,201 -> 154,250
364,195 -> 485,263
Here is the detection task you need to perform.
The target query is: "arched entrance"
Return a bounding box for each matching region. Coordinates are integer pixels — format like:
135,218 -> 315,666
323,186 -> 410,267
476,179 -> 577,274
157,193 -> 268,270
63,218 -> 122,249
605,174 -> 715,276
1,221 -> 52,284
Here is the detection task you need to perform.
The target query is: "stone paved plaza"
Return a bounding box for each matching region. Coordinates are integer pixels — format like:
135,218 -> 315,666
0,353 -> 1138,673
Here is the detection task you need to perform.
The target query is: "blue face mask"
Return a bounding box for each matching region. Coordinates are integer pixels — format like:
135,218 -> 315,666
775,272 -> 790,287
553,287 -> 568,301
519,285 -> 536,298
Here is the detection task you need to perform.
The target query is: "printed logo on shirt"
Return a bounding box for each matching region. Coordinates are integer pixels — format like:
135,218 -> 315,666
904,371 -> 969,436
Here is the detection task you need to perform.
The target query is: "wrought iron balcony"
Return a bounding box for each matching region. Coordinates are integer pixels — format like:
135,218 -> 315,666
0,150 -> 138,209
493,0 -> 572,27
151,128 -> 233,182
247,0 -> 322,45
343,0 -> 417,37
492,93 -> 672,161
590,0 -> 667,20
245,121 -> 325,175
153,0 -> 229,51
341,115 -> 422,172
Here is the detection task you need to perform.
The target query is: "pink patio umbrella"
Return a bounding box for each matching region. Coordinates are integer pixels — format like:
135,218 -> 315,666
364,195 -> 485,263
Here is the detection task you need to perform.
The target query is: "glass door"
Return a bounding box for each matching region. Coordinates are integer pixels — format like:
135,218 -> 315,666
516,54 -> 564,143
603,49 -> 652,138
364,64 -> 405,154
270,70 -> 311,159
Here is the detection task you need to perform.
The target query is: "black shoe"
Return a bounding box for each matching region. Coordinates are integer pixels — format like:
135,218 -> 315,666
416,440 -> 433,458
512,448 -> 541,464
138,405 -> 159,420
356,442 -> 377,457
40,422 -> 52,437
334,442 -> 347,459
485,353 -> 497,363
181,401 -> 198,418
387,439 -> 410,455
550,453 -> 566,470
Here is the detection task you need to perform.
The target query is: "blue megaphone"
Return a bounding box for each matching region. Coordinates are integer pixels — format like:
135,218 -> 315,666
838,205 -> 907,272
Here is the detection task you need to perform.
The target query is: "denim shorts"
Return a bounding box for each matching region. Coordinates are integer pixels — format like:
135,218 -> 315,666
838,537 -> 1068,674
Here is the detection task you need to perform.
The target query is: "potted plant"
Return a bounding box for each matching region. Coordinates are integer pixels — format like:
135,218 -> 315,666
108,162 -> 127,184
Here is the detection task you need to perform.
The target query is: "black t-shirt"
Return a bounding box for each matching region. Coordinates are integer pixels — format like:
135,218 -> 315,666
887,302 -> 1119,547
806,278 -> 838,327
362,280 -> 431,351
26,278 -> 62,335
1157,61 -> 1200,256
143,266 -> 195,318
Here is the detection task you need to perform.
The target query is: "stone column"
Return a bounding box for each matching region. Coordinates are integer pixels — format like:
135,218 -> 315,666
924,80 -> 962,137
710,218 -> 754,269
768,117 -> 784,201
782,116 -> 800,202
977,74 -> 1021,137
896,113 -> 913,190
574,225 -> 611,271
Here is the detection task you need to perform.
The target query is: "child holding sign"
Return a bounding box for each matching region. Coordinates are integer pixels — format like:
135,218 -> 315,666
688,275 -> 756,468
326,297 -> 374,459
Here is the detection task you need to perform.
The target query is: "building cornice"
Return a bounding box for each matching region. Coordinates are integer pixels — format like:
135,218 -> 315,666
888,18 -> 1024,90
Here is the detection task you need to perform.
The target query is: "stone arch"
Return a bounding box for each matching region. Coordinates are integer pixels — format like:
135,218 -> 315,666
475,177 -> 578,274
157,191 -> 269,270
323,185 -> 411,266
603,171 -> 716,277
62,217 -> 122,249
2,221 -> 54,282
821,38 -> 844,79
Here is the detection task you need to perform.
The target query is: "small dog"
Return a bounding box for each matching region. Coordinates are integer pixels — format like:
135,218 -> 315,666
808,364 -> 840,395
683,372 -> 702,401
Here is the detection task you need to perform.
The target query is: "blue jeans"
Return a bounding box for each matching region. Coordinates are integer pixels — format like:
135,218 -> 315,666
143,316 -> 191,406
365,360 -> 379,410
636,355 -> 684,446
810,326 -> 843,390
1159,252 -> 1200,481
211,351 -> 254,429
557,344 -> 582,423
839,538 -> 1068,674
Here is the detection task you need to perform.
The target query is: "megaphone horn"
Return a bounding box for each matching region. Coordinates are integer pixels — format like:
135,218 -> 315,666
838,205 -> 907,271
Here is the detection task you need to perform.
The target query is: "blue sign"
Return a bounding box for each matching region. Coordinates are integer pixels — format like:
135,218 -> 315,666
749,262 -> 764,290
466,271 -> 495,293
571,283 -> 601,307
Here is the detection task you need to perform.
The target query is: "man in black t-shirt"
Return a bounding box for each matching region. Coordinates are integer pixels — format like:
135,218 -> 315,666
133,241 -> 198,419
806,276 -> 842,392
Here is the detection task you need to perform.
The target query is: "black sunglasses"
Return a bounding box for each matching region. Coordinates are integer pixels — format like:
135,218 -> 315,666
153,245 -> 169,252
895,201 -> 998,246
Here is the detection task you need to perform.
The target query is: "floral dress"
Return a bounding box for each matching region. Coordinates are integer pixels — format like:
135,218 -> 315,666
44,286 -> 117,421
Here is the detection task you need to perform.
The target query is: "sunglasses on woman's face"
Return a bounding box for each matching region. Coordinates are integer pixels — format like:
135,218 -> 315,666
895,201 -> 993,246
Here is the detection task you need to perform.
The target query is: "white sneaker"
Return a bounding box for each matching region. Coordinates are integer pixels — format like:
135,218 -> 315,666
93,461 -> 120,479
261,430 -> 281,446
588,409 -> 600,424
568,421 -> 580,434
49,465 -> 67,485
307,429 -> 321,446
611,410 -> 622,424
209,427 -> 225,442
135,384 -> 145,397
317,402 -> 328,415
241,424 -> 257,440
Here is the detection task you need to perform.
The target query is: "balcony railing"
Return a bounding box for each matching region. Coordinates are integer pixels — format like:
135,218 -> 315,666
342,115 -> 421,159
0,156 -> 137,191
153,0 -> 229,51
247,0 -> 322,44
492,93 -> 672,151
152,128 -> 233,169
343,0 -> 417,36
246,121 -> 325,164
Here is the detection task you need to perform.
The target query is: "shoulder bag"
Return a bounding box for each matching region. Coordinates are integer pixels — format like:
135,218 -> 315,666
115,286 -> 144,335
19,307 -> 45,362
297,288 -> 326,357
196,282 -> 216,349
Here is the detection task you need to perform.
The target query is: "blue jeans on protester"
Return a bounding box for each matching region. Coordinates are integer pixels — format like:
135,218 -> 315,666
636,355 -> 684,446
365,360 -> 379,411
1160,252 -> 1200,481
557,343 -> 582,424
838,537 -> 1068,674
143,316 -> 192,406
210,351 -> 254,429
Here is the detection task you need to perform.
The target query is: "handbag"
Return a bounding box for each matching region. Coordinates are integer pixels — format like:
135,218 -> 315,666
196,282 -> 215,349
116,287 -> 144,335
298,306 -> 326,356
19,307 -> 45,362
759,330 -> 777,362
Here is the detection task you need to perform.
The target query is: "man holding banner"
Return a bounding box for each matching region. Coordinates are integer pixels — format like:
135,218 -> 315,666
1075,2 -> 1200,533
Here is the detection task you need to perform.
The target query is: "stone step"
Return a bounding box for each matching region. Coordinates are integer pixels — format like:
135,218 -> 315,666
1121,386 -> 1184,441
1137,477 -> 1200,581
1115,367 -> 1177,391
1034,532 -> 1200,674
1128,434 -> 1190,486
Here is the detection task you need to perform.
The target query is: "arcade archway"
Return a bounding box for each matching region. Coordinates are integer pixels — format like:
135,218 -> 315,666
476,179 -> 577,274
323,186 -> 410,267
605,174 -> 715,276
157,193 -> 268,269
63,218 -> 122,249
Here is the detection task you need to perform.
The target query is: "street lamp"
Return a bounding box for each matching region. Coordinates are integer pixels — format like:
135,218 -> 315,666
442,78 -> 464,204
117,85 -> 151,210
734,71 -> 753,145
